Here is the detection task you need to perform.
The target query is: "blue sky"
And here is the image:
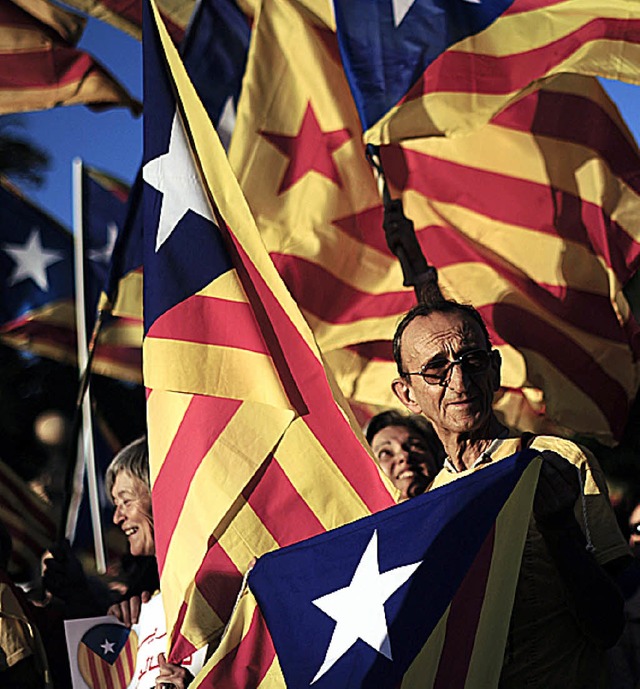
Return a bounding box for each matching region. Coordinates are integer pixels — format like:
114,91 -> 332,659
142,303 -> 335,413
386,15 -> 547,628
12,16 -> 640,230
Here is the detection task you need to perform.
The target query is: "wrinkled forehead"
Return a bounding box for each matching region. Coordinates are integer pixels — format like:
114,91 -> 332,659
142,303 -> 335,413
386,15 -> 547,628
402,312 -> 486,365
112,470 -> 149,499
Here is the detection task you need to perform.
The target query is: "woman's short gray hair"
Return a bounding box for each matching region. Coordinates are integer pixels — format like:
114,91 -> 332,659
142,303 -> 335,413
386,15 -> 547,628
105,436 -> 149,502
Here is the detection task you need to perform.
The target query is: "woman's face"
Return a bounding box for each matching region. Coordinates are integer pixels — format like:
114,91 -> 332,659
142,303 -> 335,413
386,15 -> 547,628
111,471 -> 155,557
370,424 -> 438,500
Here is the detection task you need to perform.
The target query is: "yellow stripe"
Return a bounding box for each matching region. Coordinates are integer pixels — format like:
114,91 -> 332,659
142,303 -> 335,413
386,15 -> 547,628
0,335 -> 76,366
146,389 -> 193,486
197,269 -> 248,302
143,338 -> 292,408
191,590 -> 258,689
10,0 -> 85,41
179,583 -> 224,652
97,321 -> 143,347
91,358 -> 141,384
258,653 -> 286,688
160,401 -> 293,632
111,270 -> 143,320
273,419 -> 378,529
303,310 -> 407,352
464,458 -> 541,688
401,609 -> 451,688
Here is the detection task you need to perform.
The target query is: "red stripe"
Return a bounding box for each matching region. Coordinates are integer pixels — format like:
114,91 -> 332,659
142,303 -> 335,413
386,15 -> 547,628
202,604 -> 276,689
416,223 -> 636,346
0,48 -> 115,89
146,293 -> 271,354
86,651 -> 104,689
230,234 -> 395,514
169,602 -> 195,663
408,18 -> 640,101
244,455 -> 326,545
271,253 -> 415,324
114,649 -> 127,689
478,303 -> 631,438
331,204 -> 394,255
433,526 -> 496,688
492,90 -> 640,194
1,319 -> 76,348
381,146 -> 640,283
152,394 -> 242,572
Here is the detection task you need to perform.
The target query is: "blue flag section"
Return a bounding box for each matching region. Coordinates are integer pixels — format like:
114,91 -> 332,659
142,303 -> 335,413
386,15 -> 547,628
180,0 -> 250,143
142,0 -> 232,334
249,449 -> 538,689
333,0 -> 514,131
0,184 -> 73,332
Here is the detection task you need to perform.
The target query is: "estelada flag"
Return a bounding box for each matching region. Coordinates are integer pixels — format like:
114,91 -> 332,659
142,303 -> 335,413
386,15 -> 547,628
142,0 -> 395,661
333,0 -> 640,143
194,449 -> 541,689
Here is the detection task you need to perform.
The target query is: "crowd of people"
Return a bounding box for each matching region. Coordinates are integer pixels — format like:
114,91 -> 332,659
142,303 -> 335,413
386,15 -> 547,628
2,297 -> 640,687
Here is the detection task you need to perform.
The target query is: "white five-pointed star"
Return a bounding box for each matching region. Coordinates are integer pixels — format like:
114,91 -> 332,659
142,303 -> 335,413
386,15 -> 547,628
100,639 -> 116,656
2,228 -> 63,291
89,222 -> 118,264
310,530 -> 422,684
392,0 -> 480,26
142,109 -> 214,252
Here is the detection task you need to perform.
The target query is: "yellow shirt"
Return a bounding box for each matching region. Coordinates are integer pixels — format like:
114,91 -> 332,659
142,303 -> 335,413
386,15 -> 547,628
430,435 -> 630,689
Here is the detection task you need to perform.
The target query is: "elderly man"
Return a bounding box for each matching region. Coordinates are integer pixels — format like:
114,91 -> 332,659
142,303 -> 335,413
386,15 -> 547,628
391,299 -> 630,688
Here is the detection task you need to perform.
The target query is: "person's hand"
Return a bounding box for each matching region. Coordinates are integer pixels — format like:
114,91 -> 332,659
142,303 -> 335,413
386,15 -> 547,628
155,652 -> 194,689
533,451 -> 580,529
107,591 -> 151,627
42,539 -> 88,600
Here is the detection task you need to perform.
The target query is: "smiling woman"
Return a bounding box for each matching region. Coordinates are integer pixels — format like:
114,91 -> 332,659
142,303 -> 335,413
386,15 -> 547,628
105,437 -> 154,557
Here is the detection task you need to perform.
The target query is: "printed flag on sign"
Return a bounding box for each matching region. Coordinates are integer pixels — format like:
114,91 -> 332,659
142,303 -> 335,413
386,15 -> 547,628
0,0 -> 141,115
0,183 -> 76,364
76,623 -> 138,689
195,449 -> 541,688
333,0 -> 640,142
143,0 -> 395,662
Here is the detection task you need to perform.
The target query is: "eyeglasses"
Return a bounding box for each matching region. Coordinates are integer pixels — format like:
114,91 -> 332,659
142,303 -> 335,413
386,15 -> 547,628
403,349 -> 492,386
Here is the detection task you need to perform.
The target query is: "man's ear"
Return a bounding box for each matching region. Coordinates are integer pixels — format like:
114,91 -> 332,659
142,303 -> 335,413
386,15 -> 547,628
489,349 -> 502,392
392,377 -> 422,414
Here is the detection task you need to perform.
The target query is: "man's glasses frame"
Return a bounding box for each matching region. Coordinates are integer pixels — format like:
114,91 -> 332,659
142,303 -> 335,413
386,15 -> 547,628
403,348 -> 492,387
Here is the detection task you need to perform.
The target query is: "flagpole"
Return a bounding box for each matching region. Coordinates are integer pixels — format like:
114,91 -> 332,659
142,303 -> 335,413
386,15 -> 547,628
71,157 -> 107,574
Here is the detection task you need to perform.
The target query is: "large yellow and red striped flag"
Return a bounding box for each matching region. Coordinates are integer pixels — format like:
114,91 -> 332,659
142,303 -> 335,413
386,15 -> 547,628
333,0 -> 640,143
142,0 -> 395,662
380,74 -> 640,444
0,0 -> 141,115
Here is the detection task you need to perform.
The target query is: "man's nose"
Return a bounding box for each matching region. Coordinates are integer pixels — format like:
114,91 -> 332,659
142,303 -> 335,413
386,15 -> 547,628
442,360 -> 468,391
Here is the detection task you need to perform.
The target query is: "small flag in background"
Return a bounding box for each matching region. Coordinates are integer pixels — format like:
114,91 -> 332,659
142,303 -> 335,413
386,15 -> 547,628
0,0 -> 141,115
0,182 -> 76,364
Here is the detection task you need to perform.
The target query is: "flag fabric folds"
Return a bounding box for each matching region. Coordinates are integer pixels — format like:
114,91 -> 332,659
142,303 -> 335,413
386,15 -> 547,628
333,0 -> 640,143
0,0 -> 141,115
194,449 -> 541,689
228,0 -> 416,416
0,458 -> 56,579
142,0 -> 395,663
0,183 -> 76,364
380,75 -> 640,443
52,0 -> 190,43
